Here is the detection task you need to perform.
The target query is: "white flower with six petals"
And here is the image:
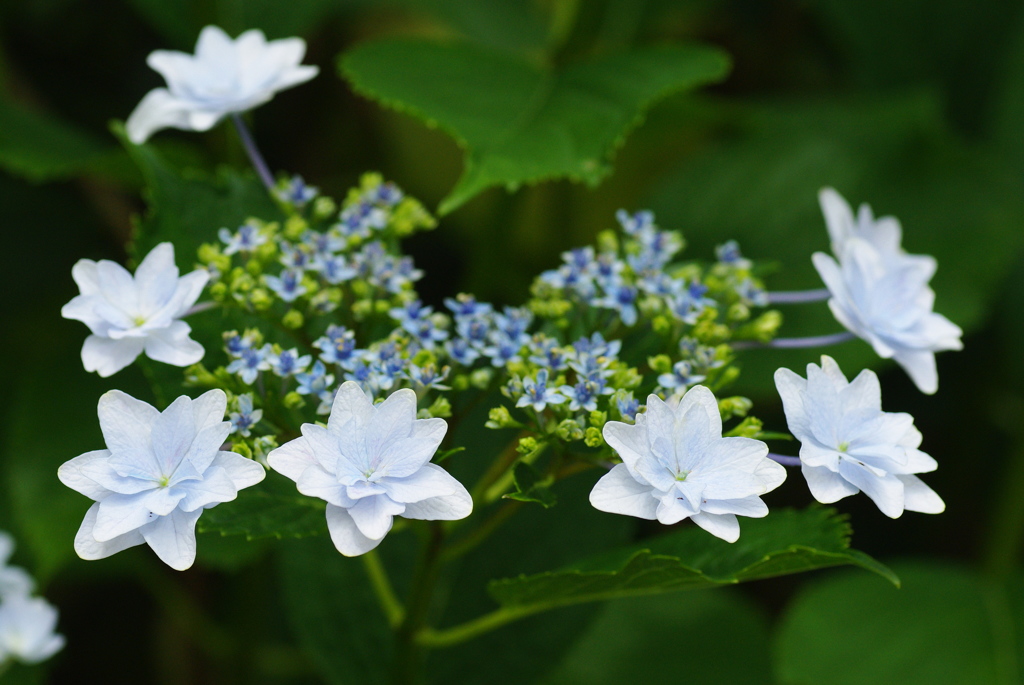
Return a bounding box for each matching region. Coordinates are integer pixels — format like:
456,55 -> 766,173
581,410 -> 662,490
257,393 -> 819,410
590,385 -> 786,542
126,25 -> 319,144
267,381 -> 472,556
61,242 -> 209,377
774,355 -> 944,518
58,390 -> 266,571
813,189 -> 962,394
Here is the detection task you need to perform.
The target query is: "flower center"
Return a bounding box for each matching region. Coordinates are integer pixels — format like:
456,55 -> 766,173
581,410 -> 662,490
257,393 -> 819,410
133,315 -> 147,327
158,475 -> 171,488
675,469 -> 690,482
837,441 -> 850,453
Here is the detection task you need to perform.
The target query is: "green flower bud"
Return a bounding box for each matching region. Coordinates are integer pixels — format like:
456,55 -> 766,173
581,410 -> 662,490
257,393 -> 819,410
283,391 -> 306,409
517,436 -> 539,455
249,288 -> 273,311
470,368 -> 493,389
584,426 -> 604,448
486,406 -> 519,429
352,299 -> 373,319
231,441 -> 253,459
556,418 -> 585,442
184,363 -> 220,387
283,215 -> 308,241
451,374 -> 470,391
596,229 -> 618,255
427,396 -> 452,418
374,300 -> 392,315
209,282 -> 228,301
282,309 -> 304,329
724,416 -> 763,438
589,410 -> 608,428
648,354 -> 673,374
312,196 -> 337,221
727,302 -> 750,322
718,396 -> 753,419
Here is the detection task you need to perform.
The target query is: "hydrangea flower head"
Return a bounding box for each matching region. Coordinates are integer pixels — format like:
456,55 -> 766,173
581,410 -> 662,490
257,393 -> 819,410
774,355 -> 944,518
58,390 -> 266,570
61,242 -> 208,377
590,385 -> 785,542
126,25 -> 318,143
267,382 -> 472,556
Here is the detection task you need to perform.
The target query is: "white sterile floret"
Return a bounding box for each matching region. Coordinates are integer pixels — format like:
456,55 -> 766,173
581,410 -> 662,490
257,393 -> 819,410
267,381 -> 472,556
61,243 -> 209,377
815,189 -> 962,394
126,25 -> 319,144
0,533 -> 33,600
0,595 -> 64,666
58,390 -> 266,571
590,385 -> 786,543
774,355 -> 944,518
813,239 -> 962,394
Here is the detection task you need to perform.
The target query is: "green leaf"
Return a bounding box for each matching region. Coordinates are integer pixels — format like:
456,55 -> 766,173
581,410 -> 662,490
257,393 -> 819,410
0,96 -> 121,182
775,561 -> 1022,685
503,461 -> 556,508
116,123 -> 280,262
277,537 -> 398,685
340,39 -> 731,213
197,483 -> 328,540
540,589 -> 773,685
489,507 -> 896,611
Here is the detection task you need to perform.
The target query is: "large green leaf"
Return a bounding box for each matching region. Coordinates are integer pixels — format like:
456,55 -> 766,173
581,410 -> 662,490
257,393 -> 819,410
0,96 -> 120,182
197,482 -> 328,540
277,537 -> 399,685
340,38 -> 731,213
775,561 -> 1022,685
540,589 -> 773,685
489,507 -> 895,612
118,124 -> 280,262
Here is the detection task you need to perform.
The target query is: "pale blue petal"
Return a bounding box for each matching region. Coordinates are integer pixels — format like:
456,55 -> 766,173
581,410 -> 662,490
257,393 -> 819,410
588,464 -> 658,520
325,504 -> 383,556
348,495 -> 404,540
140,508 -> 203,571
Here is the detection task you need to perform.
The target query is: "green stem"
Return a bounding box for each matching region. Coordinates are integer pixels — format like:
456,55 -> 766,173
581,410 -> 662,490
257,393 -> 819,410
468,432 -> 527,504
394,522 -> 445,683
483,442 -> 549,504
440,500 -> 523,563
416,604 -> 543,649
362,550 -> 404,629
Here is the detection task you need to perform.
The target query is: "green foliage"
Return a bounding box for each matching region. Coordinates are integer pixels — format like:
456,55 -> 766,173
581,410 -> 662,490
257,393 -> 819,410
277,537 -> 397,685
540,589 -> 773,685
118,124 -> 280,262
340,39 -> 731,213
504,461 -> 556,508
0,96 -> 120,182
197,483 -> 328,540
775,562 -> 1024,685
489,507 -> 896,611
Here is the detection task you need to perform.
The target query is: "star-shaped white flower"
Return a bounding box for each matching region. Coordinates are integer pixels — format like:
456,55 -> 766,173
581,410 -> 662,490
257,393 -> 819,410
267,381 -> 472,556
58,390 -> 266,571
813,236 -> 962,394
0,595 -> 64,666
126,26 -> 319,144
813,188 -> 961,393
819,187 -> 931,270
61,243 -> 209,377
774,355 -> 944,518
590,385 -> 786,542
